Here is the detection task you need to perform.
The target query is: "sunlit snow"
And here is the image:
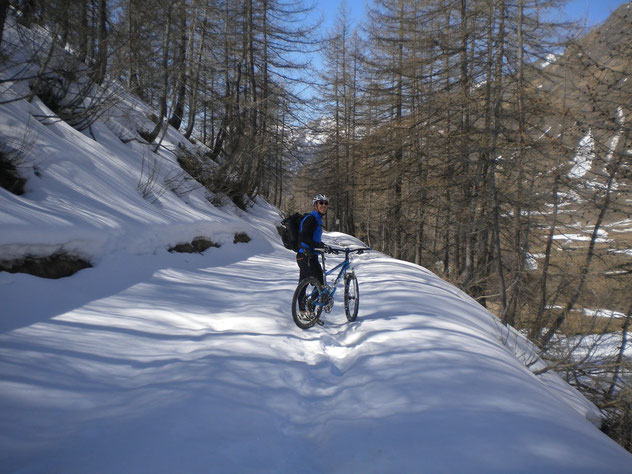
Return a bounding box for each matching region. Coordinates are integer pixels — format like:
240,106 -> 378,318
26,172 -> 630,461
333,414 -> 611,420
569,130 -> 595,179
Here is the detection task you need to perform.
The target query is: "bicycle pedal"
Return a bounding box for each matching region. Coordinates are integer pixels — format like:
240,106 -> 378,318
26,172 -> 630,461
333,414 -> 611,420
315,318 -> 324,326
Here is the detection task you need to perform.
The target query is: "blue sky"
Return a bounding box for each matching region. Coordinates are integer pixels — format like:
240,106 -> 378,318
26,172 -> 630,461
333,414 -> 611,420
313,0 -> 630,31
560,0 -> 631,25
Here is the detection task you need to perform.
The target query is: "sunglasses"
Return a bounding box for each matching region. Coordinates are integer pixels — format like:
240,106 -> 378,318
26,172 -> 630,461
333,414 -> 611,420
317,200 -> 329,205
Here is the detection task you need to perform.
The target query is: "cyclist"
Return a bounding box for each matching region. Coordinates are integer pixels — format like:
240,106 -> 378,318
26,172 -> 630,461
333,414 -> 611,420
296,194 -> 330,319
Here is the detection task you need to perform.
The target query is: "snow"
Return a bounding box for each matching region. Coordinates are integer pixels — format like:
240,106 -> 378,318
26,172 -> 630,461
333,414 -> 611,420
604,106 -> 625,174
526,253 -> 545,270
610,249 -> 632,256
567,107 -> 626,187
553,229 -> 611,244
4,239 -> 632,473
541,53 -> 558,68
606,218 -> 632,233
538,126 -> 553,141
1,18 -> 632,474
584,308 -> 630,319
568,130 -> 595,179
570,331 -> 631,360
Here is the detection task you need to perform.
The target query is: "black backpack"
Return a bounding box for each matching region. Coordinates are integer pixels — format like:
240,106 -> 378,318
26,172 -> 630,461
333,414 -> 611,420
281,212 -> 309,252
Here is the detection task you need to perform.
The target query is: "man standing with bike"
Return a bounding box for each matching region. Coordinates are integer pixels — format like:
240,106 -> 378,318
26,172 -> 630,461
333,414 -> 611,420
296,194 -> 331,320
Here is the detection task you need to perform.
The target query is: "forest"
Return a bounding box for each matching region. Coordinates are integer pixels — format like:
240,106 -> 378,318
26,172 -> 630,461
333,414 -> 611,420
0,0 -> 630,451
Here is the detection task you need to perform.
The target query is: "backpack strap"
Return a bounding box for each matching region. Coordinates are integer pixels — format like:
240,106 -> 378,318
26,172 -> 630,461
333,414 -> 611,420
298,213 -> 317,253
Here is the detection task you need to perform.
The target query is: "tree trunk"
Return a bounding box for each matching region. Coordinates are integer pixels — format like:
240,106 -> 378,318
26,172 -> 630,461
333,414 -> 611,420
169,0 -> 189,130
145,1 -> 174,144
184,7 -> 206,139
488,0 -> 508,322
0,0 -> 9,48
607,302 -> 632,399
93,0 -> 108,85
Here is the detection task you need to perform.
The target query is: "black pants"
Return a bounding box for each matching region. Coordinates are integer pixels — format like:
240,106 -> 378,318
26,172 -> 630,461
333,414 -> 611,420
296,252 -> 324,310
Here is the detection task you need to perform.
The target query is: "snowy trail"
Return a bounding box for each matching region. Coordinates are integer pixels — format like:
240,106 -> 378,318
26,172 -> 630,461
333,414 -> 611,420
2,238 -> 631,473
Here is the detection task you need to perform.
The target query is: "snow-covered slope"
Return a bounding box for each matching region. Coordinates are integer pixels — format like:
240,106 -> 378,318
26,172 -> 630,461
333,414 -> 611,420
1,17 -> 631,474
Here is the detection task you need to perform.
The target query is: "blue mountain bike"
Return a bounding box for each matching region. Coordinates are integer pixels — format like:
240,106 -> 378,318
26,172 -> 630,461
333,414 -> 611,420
291,246 -> 370,329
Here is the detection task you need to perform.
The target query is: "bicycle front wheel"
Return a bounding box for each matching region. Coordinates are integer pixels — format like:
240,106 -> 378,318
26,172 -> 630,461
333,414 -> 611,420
292,277 -> 324,329
344,272 -> 359,322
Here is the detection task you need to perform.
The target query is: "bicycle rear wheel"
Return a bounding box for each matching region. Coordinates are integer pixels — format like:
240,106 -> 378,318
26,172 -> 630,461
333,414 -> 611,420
344,272 -> 359,322
292,277 -> 324,329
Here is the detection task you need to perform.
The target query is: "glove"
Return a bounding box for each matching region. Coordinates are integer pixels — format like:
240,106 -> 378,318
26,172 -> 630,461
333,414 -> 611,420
324,245 -> 338,255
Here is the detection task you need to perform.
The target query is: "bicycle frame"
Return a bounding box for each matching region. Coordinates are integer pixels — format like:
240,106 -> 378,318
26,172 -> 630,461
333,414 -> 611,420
319,252 -> 350,301
314,247 -> 367,308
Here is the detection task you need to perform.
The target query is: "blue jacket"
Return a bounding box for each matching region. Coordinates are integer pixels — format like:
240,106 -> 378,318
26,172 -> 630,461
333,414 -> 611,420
298,211 -> 324,254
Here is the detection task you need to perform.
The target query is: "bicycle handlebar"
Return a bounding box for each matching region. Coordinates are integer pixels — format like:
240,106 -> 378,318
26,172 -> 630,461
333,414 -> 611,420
326,246 -> 371,255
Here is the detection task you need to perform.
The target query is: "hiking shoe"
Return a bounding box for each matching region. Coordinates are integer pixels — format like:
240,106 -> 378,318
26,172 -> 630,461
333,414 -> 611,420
298,310 -> 313,322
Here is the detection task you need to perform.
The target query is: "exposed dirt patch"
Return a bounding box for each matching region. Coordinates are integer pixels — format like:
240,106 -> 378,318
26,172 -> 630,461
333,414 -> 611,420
0,252 -> 92,279
233,232 -> 251,244
0,151 -> 26,195
168,237 -> 220,254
